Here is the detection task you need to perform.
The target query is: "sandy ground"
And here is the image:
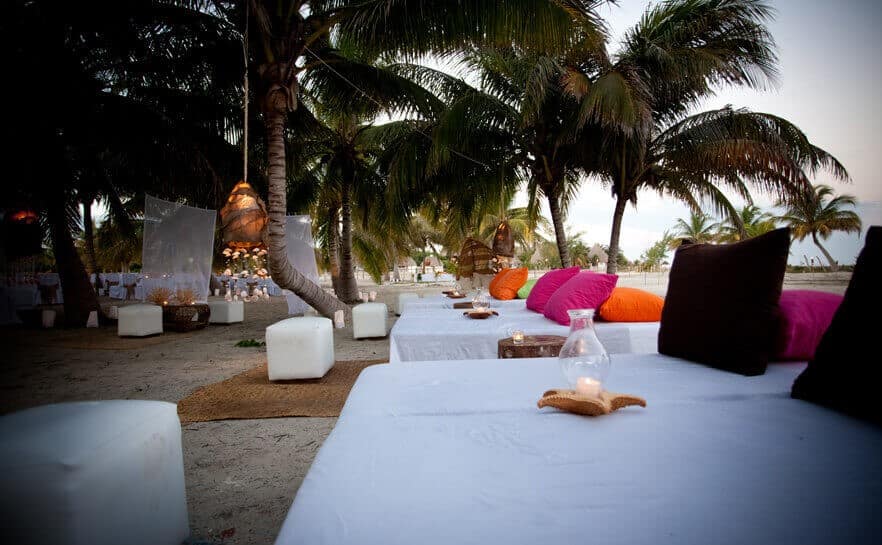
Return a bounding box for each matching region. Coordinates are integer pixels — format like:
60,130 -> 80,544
0,271 -> 851,544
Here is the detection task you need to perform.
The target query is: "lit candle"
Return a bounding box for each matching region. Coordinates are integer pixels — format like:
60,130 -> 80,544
369,290 -> 377,301
511,330 -> 525,344
575,377 -> 602,398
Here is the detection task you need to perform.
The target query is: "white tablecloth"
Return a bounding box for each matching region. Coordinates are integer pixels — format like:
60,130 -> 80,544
390,303 -> 659,363
275,355 -> 882,545
401,294 -> 528,313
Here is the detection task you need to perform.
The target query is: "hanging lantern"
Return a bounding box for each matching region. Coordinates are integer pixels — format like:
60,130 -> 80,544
3,209 -> 42,258
219,181 -> 268,251
457,237 -> 495,278
492,220 -> 514,258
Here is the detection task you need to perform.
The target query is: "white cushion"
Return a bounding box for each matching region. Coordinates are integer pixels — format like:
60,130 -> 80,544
266,316 -> 335,380
117,304 -> 163,337
0,401 -> 189,545
208,300 -> 244,324
396,292 -> 420,315
352,303 -> 388,339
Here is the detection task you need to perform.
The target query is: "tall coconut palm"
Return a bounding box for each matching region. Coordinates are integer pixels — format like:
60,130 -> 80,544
672,211 -> 721,244
245,0 -> 605,317
564,0 -> 848,273
776,184 -> 862,271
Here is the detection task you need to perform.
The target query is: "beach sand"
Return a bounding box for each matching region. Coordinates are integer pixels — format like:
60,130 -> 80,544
0,271 -> 851,544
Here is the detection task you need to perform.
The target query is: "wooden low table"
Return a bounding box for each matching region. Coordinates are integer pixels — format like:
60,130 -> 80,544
498,335 -> 567,359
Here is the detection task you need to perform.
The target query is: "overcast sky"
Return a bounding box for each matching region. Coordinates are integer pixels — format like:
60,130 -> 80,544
546,0 -> 882,265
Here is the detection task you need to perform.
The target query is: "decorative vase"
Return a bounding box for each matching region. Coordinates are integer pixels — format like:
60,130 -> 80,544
558,309 -> 610,397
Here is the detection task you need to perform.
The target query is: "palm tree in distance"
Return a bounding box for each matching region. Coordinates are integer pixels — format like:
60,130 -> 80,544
563,0 -> 848,274
672,211 -> 721,245
717,205 -> 778,242
777,184 -> 862,271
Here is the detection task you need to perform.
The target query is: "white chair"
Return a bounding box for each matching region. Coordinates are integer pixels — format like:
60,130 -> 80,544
352,302 -> 388,339
396,292 -> 420,315
266,316 -> 335,380
0,400 -> 189,545
208,300 -> 244,324
117,304 -> 163,337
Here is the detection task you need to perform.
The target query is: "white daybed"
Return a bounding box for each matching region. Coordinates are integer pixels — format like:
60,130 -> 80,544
389,302 -> 659,362
275,354 -> 882,545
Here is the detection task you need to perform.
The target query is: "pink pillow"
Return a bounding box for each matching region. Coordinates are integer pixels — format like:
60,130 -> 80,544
542,271 -> 618,325
525,266 -> 580,313
774,290 -> 843,361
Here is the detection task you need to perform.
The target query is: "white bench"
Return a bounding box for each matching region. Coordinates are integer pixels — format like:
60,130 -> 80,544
266,316 -> 335,380
0,400 -> 189,545
352,303 -> 388,339
117,304 -> 162,337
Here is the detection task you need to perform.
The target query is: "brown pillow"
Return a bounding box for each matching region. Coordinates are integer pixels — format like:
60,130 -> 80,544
657,228 -> 790,376
791,226 -> 881,425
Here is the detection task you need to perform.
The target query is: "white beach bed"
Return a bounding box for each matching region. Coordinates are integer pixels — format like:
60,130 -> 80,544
274,355 -> 882,545
390,301 -> 659,362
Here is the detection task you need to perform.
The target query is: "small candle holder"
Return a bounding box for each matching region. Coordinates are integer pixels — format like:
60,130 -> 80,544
369,290 -> 377,301
511,330 -> 525,344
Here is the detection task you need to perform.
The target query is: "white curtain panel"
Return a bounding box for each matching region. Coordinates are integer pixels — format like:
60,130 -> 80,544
141,195 -> 216,302
284,215 -> 320,315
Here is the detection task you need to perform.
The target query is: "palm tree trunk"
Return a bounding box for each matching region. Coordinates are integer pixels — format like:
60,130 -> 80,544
607,195 -> 628,274
811,232 -> 839,272
547,192 -> 570,268
48,195 -> 101,326
82,198 -> 102,290
338,176 -> 360,303
328,211 -> 343,295
264,102 -> 347,319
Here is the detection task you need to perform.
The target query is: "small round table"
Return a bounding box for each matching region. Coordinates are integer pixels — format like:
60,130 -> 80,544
497,335 -> 567,359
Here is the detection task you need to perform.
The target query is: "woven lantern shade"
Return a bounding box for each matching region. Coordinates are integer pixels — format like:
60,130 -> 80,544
219,181 -> 268,251
492,220 -> 514,257
456,237 -> 495,278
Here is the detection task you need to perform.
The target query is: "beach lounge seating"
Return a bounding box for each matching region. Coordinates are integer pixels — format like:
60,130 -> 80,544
0,400 -> 189,545
273,355 -> 882,545
266,316 -> 335,380
389,301 -> 659,362
352,302 -> 388,339
117,303 -> 163,337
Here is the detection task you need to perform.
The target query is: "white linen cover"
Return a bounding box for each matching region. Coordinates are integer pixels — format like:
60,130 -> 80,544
400,294 -> 529,313
275,355 -> 882,545
389,303 -> 659,362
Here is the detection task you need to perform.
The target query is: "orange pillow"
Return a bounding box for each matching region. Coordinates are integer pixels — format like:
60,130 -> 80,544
598,287 -> 664,322
488,268 -> 510,296
490,267 -> 528,300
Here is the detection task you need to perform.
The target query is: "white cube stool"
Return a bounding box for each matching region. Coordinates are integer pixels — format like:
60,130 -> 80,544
117,304 -> 162,337
0,401 -> 189,545
266,316 -> 335,380
396,292 -> 420,316
352,302 -> 388,339
208,300 -> 244,324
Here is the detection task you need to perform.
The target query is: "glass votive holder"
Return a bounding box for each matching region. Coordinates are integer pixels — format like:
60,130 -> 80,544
369,290 -> 377,301
511,329 -> 525,344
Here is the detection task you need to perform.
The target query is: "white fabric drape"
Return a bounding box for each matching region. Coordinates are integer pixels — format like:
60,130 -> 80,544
283,215 -> 320,315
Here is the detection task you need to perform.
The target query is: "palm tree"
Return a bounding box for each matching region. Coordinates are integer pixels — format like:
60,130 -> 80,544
245,0 -> 605,318
672,211 -> 721,244
563,0 -> 848,273
8,1 -> 244,325
717,205 -> 778,242
777,184 -> 862,271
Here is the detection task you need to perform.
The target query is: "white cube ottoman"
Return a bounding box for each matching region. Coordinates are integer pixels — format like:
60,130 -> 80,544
208,300 -> 244,324
0,401 -> 189,545
266,316 -> 335,380
352,302 -> 388,339
396,292 -> 420,316
117,304 -> 163,337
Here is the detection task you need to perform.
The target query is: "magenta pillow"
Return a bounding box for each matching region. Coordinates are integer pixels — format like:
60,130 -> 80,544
525,266 -> 580,313
774,290 -> 843,361
542,271 -> 619,325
